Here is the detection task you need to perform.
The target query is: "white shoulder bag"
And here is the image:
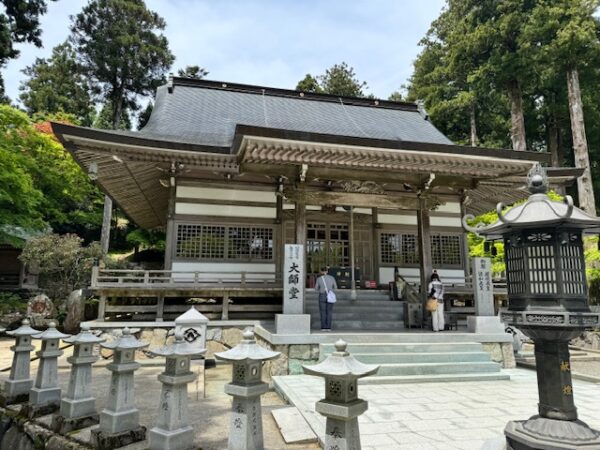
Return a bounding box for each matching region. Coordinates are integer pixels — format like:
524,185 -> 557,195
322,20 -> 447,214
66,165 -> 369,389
321,276 -> 337,304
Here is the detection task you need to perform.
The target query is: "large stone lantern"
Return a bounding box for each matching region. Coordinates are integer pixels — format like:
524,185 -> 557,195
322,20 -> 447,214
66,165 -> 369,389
215,328 -> 280,450
464,164 -> 600,450
302,339 -> 379,450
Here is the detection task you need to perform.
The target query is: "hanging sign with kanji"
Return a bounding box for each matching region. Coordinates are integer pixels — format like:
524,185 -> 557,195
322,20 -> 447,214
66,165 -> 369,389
283,244 -> 304,314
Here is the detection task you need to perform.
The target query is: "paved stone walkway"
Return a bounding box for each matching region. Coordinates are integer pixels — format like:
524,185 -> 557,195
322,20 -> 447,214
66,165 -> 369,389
274,369 -> 600,450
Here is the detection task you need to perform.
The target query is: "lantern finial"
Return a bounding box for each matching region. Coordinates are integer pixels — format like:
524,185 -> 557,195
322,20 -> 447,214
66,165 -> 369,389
527,163 -> 548,194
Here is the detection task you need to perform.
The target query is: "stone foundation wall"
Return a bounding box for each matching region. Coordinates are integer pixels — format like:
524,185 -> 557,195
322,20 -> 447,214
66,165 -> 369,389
255,336 -> 320,380
482,342 -> 516,368
0,407 -> 89,450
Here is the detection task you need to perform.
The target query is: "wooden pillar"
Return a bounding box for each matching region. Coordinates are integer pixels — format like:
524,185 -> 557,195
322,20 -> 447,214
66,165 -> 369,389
417,197 -> 433,317
163,182 -> 177,270
371,208 -> 380,285
349,207 -> 357,299
156,295 -> 165,322
221,294 -> 230,320
100,195 -> 112,256
459,195 -> 472,282
98,295 -> 107,322
276,191 -> 284,285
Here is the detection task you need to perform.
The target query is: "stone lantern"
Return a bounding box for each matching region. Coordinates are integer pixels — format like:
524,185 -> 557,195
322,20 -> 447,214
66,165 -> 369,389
1,319 -> 39,406
52,324 -> 105,433
302,339 -> 379,450
147,330 -> 206,450
464,164 -> 600,450
24,321 -> 70,418
91,327 -> 148,449
215,328 -> 280,450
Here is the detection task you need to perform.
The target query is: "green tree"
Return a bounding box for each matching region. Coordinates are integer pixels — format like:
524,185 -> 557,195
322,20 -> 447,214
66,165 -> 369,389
70,0 -> 174,129
0,0 -> 56,95
19,233 -> 102,300
177,65 -> 208,79
19,42 -> 95,126
295,63 -> 368,97
0,105 -> 103,243
137,101 -> 153,129
93,101 -> 132,130
296,74 -> 322,93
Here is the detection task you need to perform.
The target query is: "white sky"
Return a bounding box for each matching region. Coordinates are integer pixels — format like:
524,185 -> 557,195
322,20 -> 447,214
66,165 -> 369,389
3,0 -> 446,103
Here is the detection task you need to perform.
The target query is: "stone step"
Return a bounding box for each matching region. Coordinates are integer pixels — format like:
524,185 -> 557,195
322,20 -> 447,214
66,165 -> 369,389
306,294 -> 393,302
359,372 -> 511,384
309,311 -> 403,321
320,342 -> 485,354
323,351 -> 492,364
312,320 -> 405,330
373,361 -> 502,376
310,333 -> 507,344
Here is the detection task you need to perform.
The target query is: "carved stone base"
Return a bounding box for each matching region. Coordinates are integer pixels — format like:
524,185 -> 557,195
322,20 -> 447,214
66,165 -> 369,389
51,413 -> 99,434
0,392 -> 29,407
20,401 -> 60,419
90,425 -> 146,450
148,425 -> 194,450
505,416 -> 600,449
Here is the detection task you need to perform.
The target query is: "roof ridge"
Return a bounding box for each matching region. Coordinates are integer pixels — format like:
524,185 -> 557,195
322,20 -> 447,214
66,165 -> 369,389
168,76 -> 419,112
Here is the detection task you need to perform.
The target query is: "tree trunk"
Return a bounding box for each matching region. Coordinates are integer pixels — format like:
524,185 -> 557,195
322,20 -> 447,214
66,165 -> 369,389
548,115 -> 560,168
111,94 -> 123,130
508,80 -> 527,151
100,195 -> 112,256
469,103 -> 479,147
567,67 -> 596,216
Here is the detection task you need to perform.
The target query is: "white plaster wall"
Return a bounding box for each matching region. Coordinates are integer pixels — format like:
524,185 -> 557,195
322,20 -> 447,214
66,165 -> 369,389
171,262 -> 276,282
379,267 -> 465,285
378,214 -> 417,225
436,202 -> 461,214
175,203 -> 276,218
431,216 -> 462,227
177,186 -> 276,203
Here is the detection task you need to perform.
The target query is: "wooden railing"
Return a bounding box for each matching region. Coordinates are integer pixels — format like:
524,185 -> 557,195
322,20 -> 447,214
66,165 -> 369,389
91,267 -> 281,289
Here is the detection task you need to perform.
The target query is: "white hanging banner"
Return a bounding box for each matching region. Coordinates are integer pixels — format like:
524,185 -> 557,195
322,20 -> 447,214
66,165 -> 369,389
283,244 -> 304,314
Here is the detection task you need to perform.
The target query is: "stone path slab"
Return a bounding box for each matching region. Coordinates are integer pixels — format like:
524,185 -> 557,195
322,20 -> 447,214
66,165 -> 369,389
271,406 -> 318,444
273,368 -> 600,450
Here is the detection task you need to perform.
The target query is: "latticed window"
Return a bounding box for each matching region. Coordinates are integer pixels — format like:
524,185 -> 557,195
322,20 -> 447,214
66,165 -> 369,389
431,234 -> 462,267
380,232 -> 462,267
175,223 -> 273,261
380,233 -> 419,265
227,227 -> 273,260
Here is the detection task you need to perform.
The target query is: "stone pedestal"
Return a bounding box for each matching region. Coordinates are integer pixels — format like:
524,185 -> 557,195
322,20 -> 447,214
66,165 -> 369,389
148,331 -> 206,450
0,320 -> 38,406
275,314 -> 311,335
302,340 -> 379,450
468,316 -> 505,334
91,327 -> 148,449
22,322 -> 70,418
52,324 -> 104,434
215,328 -> 280,450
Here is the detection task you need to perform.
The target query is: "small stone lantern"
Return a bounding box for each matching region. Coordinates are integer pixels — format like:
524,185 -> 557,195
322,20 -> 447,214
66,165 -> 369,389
147,330 -> 206,450
1,319 -> 39,405
464,164 -> 600,449
215,328 -> 280,450
91,327 -> 148,449
302,339 -> 379,450
24,321 -> 70,418
52,324 -> 105,433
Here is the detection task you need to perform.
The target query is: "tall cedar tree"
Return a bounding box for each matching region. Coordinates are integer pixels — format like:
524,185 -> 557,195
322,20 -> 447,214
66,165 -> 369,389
70,0 -> 174,129
0,0 -> 55,96
19,42 -> 95,126
296,63 -> 368,97
177,65 -> 208,79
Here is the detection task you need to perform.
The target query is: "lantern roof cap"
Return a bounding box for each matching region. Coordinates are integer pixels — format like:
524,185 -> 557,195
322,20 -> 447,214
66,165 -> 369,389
100,327 -> 148,350
214,328 -> 279,362
302,339 -> 380,378
32,321 -> 70,340
149,330 -> 206,357
175,306 -> 209,325
64,324 -> 105,345
7,319 -> 39,337
464,164 -> 600,239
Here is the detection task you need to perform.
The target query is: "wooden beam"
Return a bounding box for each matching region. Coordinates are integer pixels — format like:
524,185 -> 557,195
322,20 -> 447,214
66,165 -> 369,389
417,197 -> 433,323
284,189 -> 442,210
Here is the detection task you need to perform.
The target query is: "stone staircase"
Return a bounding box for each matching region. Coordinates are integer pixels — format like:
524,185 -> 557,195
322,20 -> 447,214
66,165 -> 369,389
305,290 -> 404,331
317,333 -> 509,383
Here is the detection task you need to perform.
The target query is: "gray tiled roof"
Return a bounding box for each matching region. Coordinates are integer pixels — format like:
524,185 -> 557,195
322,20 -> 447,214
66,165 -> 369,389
137,80 -> 454,150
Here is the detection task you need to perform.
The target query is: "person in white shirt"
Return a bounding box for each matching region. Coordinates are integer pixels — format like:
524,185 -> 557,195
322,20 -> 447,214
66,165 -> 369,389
428,272 -> 445,332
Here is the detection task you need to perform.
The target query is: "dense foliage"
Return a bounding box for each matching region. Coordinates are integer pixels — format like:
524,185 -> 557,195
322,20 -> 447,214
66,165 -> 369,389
296,62 -> 368,97
19,233 -> 102,300
0,105 -> 103,245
